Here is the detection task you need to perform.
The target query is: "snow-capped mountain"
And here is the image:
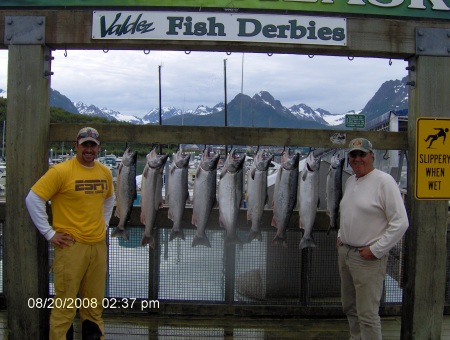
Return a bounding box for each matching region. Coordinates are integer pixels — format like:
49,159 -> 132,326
75,101 -> 143,124
3,76 -> 408,129
193,102 -> 225,116
290,103 -> 330,126
252,91 -> 350,127
70,91 -> 357,128
141,107 -> 182,124
360,77 -> 408,121
141,102 -> 226,124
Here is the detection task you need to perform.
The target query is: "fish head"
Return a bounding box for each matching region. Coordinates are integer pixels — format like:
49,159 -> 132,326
330,153 -> 342,169
224,149 -> 245,173
304,152 -> 319,172
146,147 -> 158,164
255,149 -> 274,171
121,148 -> 137,166
200,149 -> 220,171
261,154 -> 274,171
281,152 -> 300,171
147,149 -> 169,169
174,149 -> 191,168
155,154 -> 169,168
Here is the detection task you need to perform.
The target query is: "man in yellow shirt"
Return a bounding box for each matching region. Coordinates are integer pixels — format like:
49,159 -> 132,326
26,127 -> 115,340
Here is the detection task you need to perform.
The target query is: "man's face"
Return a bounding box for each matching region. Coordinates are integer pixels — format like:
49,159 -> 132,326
348,150 -> 374,178
75,141 -> 100,166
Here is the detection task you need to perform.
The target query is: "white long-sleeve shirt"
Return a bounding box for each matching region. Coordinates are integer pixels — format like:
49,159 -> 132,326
338,169 -> 409,259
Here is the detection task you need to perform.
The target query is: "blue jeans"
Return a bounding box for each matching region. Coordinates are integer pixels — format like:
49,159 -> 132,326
338,244 -> 388,340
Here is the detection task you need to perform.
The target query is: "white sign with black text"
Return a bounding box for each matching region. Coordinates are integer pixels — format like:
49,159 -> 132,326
92,11 -> 347,46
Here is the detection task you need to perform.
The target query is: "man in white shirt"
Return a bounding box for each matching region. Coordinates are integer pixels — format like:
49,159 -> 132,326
337,137 -> 409,339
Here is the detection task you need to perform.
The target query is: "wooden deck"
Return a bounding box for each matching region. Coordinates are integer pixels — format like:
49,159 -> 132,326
1,310 -> 450,339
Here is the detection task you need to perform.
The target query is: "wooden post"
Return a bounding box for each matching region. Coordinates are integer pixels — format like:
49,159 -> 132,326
401,55 -> 450,339
5,45 -> 50,339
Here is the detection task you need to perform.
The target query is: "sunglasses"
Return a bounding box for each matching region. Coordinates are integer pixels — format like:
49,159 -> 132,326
349,151 -> 368,158
77,131 -> 99,139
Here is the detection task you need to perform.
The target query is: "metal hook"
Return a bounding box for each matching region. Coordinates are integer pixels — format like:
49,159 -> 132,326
226,51 -> 232,55
308,54 -> 314,58
348,56 -> 354,61
267,52 -> 273,56
143,49 -> 151,55
103,49 -> 109,53
389,58 -> 393,66
185,50 -> 191,55
64,48 -> 67,58
383,150 -> 390,160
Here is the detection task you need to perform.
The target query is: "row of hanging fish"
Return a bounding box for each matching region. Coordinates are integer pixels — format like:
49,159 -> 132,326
111,146 -> 345,250
272,151 -> 345,249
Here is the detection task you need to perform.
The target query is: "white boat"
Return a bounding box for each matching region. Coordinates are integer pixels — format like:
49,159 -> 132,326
99,154 -> 118,170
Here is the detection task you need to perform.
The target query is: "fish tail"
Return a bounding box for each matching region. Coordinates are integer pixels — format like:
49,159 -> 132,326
192,233 -> 212,248
272,234 -> 287,247
111,227 -> 129,241
224,233 -> 242,246
141,235 -> 156,249
169,228 -> 185,241
299,235 -> 317,250
326,224 -> 335,235
327,217 -> 338,235
248,229 -> 262,242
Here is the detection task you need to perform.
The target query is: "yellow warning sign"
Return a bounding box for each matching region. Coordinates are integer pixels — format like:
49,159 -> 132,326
415,118 -> 450,200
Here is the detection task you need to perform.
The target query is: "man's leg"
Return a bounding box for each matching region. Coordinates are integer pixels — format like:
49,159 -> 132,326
79,240 -> 107,340
348,249 -> 388,340
50,242 -> 89,340
338,246 -> 361,339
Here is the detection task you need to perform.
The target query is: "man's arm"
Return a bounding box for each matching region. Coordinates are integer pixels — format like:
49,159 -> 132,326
103,194 -> 116,228
25,190 -> 74,248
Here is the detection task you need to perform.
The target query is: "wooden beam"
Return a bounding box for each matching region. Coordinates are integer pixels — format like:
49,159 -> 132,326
0,10 -> 449,58
107,207 -> 332,232
5,45 -> 50,340
401,56 -> 450,339
49,123 -> 408,150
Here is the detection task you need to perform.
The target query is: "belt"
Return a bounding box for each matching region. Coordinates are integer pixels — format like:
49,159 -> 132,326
342,243 -> 368,250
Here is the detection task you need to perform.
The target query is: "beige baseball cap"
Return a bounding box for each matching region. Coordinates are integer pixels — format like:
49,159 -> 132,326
76,127 -> 100,145
348,138 -> 373,153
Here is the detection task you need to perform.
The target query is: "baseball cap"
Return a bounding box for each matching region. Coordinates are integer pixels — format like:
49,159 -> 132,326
348,138 -> 373,153
76,127 -> 100,145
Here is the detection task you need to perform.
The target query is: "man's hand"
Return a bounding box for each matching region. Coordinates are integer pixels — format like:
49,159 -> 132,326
49,232 -> 75,248
358,246 -> 377,260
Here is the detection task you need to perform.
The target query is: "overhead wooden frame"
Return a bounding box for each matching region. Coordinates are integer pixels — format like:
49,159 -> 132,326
1,6 -> 449,340
0,9 -> 449,59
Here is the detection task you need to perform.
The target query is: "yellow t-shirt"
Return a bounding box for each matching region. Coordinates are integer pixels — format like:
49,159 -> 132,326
31,158 -> 114,244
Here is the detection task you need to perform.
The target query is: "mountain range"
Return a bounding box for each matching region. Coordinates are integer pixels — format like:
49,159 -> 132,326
0,76 -> 408,128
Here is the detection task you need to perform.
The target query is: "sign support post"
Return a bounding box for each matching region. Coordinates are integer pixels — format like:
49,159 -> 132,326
401,55 -> 450,340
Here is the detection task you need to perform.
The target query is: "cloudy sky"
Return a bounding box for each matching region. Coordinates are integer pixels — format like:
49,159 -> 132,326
0,49 -> 407,118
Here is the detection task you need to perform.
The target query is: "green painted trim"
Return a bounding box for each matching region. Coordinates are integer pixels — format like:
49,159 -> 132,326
1,0 -> 449,20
